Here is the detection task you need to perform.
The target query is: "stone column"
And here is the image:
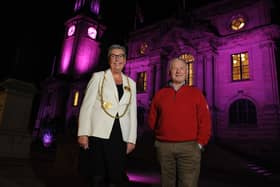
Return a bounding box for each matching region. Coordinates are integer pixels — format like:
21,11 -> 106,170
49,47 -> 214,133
195,55 -> 204,90
205,54 -> 215,107
261,42 -> 279,105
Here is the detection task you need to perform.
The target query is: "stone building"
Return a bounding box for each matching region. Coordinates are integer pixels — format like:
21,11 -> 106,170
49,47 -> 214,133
33,0 -> 280,158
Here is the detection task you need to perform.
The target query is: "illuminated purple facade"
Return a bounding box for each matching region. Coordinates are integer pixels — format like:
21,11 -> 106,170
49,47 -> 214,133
33,0 -> 280,156
124,0 -> 280,154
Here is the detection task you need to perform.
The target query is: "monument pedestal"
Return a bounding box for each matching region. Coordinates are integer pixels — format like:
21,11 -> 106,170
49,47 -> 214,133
0,79 -> 37,158
0,129 -> 32,158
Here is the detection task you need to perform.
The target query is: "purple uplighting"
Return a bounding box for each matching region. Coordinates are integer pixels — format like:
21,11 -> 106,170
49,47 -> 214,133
74,39 -> 100,74
59,39 -> 74,73
127,171 -> 160,184
42,131 -> 54,147
74,0 -> 100,16
90,0 -> 100,15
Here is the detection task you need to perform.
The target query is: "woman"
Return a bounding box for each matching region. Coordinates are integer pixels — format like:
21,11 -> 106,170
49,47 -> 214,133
77,44 -> 137,187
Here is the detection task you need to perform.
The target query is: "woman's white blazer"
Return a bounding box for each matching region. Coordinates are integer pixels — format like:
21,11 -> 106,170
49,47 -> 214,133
78,70 -> 137,144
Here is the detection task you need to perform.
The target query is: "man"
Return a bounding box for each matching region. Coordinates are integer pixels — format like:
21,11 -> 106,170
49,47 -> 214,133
148,57 -> 212,187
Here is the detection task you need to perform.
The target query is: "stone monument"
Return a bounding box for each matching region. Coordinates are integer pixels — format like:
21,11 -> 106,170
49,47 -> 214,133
0,79 -> 37,158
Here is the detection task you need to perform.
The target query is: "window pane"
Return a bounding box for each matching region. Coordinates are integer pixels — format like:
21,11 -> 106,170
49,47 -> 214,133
232,52 -> 249,81
232,67 -> 241,80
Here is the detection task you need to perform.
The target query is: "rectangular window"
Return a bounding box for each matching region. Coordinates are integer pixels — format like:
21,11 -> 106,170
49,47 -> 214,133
136,72 -> 147,93
73,91 -> 79,107
231,52 -> 250,81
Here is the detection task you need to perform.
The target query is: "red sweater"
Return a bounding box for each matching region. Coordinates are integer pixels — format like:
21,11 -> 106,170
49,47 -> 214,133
148,85 -> 212,146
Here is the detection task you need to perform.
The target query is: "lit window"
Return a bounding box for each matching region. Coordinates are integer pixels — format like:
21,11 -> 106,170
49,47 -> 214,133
139,42 -> 148,55
231,52 -> 249,81
231,17 -> 246,31
179,54 -> 195,86
136,72 -> 147,93
73,91 -> 79,107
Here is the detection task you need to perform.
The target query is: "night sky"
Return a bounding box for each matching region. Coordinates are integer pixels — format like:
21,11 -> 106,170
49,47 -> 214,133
1,0 -> 211,87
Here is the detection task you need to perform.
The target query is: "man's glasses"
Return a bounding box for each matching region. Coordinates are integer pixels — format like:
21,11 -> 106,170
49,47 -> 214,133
110,54 -> 126,59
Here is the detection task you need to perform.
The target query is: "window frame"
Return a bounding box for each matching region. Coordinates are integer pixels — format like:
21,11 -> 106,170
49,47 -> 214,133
231,52 -> 250,81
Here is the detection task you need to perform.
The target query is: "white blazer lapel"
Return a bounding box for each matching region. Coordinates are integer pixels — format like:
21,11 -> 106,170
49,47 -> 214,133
119,73 -> 131,105
105,70 -> 119,103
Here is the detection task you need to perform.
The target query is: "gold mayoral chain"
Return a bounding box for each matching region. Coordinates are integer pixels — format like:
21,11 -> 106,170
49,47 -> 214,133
100,72 -> 132,119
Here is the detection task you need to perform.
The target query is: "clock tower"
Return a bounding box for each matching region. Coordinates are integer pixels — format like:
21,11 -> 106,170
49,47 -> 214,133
58,0 -> 105,77
32,0 -> 106,148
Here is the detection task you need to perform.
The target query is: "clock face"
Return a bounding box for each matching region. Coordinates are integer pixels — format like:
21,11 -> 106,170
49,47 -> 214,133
88,27 -> 97,39
67,25 -> 76,36
231,17 -> 245,31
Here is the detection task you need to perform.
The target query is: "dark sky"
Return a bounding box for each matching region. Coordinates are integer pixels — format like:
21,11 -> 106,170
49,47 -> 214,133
1,0 -> 210,87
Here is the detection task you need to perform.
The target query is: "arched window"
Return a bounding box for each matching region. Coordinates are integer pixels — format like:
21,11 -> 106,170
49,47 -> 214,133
179,53 -> 195,86
229,99 -> 257,127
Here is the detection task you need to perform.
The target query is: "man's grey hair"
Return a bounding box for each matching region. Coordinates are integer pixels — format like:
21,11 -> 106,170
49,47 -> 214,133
107,44 -> 127,57
168,57 -> 187,72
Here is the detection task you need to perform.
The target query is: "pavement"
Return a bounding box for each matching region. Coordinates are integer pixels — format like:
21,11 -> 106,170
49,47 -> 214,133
0,132 -> 280,187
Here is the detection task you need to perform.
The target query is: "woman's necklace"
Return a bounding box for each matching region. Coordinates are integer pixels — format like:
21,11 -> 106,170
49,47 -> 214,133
100,71 -> 132,119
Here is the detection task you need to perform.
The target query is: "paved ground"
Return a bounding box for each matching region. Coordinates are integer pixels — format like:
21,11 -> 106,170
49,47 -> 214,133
0,134 -> 280,187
